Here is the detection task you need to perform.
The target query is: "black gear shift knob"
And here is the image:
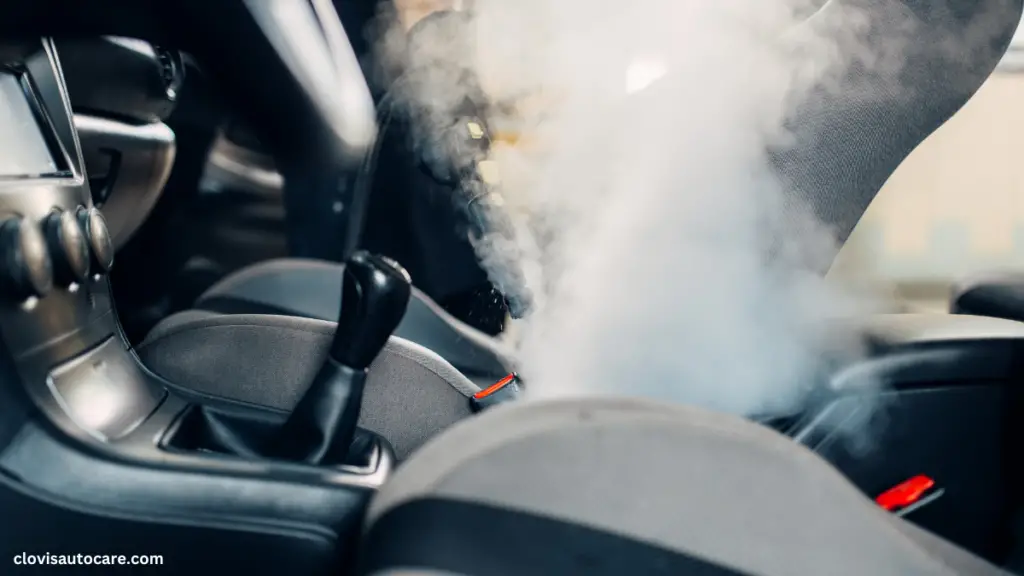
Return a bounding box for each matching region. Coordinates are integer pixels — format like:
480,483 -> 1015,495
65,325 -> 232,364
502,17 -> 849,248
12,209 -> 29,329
330,251 -> 412,370
268,251 -> 411,465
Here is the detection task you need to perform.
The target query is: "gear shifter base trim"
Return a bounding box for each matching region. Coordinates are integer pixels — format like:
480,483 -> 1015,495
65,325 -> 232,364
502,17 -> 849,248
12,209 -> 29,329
161,401 -> 390,473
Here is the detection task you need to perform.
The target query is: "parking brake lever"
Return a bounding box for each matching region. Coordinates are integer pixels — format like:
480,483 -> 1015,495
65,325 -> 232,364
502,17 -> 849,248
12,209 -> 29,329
268,251 -> 411,465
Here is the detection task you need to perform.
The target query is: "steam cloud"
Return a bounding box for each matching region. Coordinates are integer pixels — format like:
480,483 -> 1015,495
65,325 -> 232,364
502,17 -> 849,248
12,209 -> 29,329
372,0 -> 1009,421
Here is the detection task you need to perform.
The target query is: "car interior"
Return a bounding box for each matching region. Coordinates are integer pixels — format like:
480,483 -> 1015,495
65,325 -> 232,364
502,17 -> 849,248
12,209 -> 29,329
4,0 -> 1024,574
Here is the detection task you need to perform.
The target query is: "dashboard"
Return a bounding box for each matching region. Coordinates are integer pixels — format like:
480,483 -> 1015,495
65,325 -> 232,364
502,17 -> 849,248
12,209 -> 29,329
0,38 -> 116,373
0,33 -> 384,573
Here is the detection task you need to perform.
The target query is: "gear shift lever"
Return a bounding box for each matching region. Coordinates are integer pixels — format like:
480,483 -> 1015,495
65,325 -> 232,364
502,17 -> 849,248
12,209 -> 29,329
268,251 -> 411,464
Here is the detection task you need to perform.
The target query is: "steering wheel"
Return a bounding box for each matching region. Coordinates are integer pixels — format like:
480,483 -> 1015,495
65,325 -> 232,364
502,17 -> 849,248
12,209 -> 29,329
2,0 -> 379,263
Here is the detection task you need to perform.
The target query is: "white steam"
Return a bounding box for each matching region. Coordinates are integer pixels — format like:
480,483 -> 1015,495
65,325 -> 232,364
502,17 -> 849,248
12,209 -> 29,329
373,0 -> 1004,419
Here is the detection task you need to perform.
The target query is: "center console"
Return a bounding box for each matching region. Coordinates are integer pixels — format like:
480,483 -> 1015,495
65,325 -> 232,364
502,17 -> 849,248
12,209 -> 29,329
0,39 -> 394,574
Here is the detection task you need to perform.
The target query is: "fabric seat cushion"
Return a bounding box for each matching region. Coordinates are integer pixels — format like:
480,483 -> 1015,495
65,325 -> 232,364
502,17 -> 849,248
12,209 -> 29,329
361,397 -> 1009,576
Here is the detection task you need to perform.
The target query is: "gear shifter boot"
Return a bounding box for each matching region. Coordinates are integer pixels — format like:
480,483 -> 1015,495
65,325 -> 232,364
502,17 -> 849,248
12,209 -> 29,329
268,251 -> 412,465
270,360 -> 367,464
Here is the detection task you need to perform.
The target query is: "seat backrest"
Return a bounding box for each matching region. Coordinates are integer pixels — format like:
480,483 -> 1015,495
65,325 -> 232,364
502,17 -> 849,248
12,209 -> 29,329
773,0 -> 1022,270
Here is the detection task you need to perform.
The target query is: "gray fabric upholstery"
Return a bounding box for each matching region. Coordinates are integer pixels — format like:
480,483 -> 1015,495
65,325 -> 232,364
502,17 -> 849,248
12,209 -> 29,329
365,397 -> 1009,576
139,313 -> 481,459
773,0 -> 1022,253
196,258 -> 513,377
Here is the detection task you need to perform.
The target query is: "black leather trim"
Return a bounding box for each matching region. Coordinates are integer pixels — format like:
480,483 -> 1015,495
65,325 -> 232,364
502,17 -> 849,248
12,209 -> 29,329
359,498 -> 751,576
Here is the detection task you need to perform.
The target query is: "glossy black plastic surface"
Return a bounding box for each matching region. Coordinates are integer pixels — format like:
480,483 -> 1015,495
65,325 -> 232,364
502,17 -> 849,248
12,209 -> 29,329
789,313 -> 1024,562
332,251 -> 412,370
799,386 -> 1010,561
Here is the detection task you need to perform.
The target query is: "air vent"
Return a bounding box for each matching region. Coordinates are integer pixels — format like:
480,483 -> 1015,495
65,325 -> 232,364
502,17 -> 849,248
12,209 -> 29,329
153,47 -> 185,101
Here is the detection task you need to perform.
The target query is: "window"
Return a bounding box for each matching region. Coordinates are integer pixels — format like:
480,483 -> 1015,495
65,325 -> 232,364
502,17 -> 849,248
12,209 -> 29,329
1002,19 -> 1024,72
828,18 -> 1024,311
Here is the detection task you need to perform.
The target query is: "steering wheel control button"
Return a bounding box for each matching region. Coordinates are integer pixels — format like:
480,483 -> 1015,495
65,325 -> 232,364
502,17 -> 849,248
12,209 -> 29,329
470,373 -> 522,413
77,206 -> 114,274
43,210 -> 90,286
0,217 -> 53,300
